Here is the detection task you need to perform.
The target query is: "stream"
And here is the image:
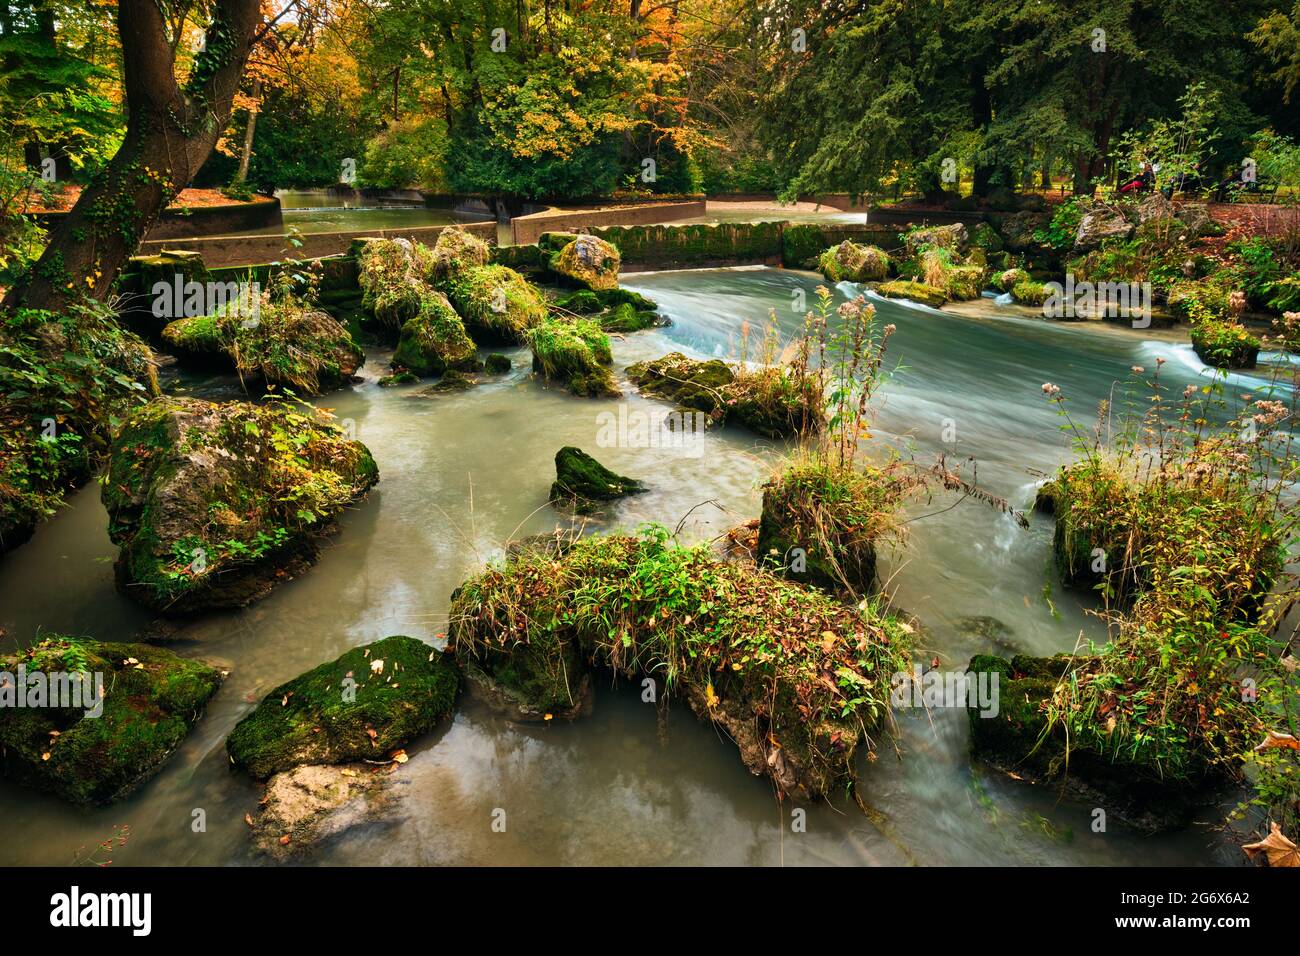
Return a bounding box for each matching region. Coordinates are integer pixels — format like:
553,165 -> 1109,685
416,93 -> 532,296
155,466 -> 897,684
1,266 -> 1290,866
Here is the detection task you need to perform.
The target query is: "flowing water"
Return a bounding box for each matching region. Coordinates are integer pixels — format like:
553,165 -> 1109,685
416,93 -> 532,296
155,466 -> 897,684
1,267 -> 1291,866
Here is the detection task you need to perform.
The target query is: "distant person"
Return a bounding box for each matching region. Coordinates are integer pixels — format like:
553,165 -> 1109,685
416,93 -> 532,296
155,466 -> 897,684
1163,163 -> 1203,199
1119,162 -> 1154,195
1214,166 -> 1257,202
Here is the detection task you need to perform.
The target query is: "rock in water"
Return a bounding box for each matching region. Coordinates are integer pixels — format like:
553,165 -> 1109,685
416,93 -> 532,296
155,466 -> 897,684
550,234 -> 621,291
249,762 -> 402,858
550,446 -> 645,513
817,240 -> 891,283
392,290 -> 479,376
226,636 -> 460,779
443,264 -> 547,344
0,636 -> 222,805
103,396 -> 379,614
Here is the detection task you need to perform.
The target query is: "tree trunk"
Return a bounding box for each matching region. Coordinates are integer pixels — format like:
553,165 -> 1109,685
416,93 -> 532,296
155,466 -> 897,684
235,78 -> 263,184
2,0 -> 261,313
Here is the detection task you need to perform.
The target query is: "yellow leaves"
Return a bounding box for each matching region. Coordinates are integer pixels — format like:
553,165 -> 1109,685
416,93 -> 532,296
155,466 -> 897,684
704,681 -> 719,709
1242,823 -> 1300,867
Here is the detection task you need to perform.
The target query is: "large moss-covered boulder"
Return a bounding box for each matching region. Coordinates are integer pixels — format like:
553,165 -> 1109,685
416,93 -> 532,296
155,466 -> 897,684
1011,280 -> 1050,307
904,223 -> 968,255
103,397 -> 379,614
227,636 -> 459,779
392,291 -> 479,376
992,268 -> 1029,293
1073,202 -> 1133,251
550,446 -> 645,513
875,280 -> 946,308
527,316 -> 619,397
818,241 -> 891,283
994,210 -> 1049,252
0,636 -> 222,806
550,234 -> 621,291
450,531 -> 913,798
444,263 -> 546,344
428,224 -> 491,279
162,295 -> 364,396
1191,321 -> 1261,370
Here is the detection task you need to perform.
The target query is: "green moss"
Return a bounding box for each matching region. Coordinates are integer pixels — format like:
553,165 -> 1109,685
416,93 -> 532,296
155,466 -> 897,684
626,352 -> 734,415
550,446 -> 645,513
161,314 -> 224,356
226,635 -> 460,779
444,264 -> 546,344
0,636 -> 222,806
484,353 -> 512,374
554,289 -> 602,314
595,287 -> 657,311
1191,320 -> 1260,369
993,268 -> 1029,293
450,527 -> 913,798
378,371 -> 420,387
427,225 -> 491,279
527,316 -> 618,397
943,264 -> 986,301
875,280 -> 946,308
356,238 -> 436,330
1011,280 -> 1049,307
599,302 -> 658,332
392,291 -> 479,377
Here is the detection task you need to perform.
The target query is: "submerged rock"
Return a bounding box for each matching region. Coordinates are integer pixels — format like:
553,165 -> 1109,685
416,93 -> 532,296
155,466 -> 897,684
483,353 -> 512,374
378,371 -> 420,387
549,234 -> 621,291
392,290 -> 479,376
449,531 -> 913,798
818,240 -> 891,283
103,397 -> 378,614
444,263 -> 547,344
413,369 -> 480,396
0,636 -> 223,806
527,317 -> 619,397
226,635 -> 460,779
249,762 -> 401,858
550,446 -> 645,513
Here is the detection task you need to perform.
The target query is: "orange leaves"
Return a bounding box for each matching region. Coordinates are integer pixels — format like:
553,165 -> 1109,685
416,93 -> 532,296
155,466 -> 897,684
1243,823 -> 1300,867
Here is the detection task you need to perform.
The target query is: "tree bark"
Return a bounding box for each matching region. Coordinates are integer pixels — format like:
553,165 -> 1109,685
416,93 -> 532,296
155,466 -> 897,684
3,0 -> 262,313
235,78 -> 263,184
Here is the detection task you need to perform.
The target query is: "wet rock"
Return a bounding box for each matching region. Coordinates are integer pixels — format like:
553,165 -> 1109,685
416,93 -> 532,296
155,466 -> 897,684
412,369 -> 480,395
378,371 -> 420,387
874,280 -> 947,309
599,302 -> 660,332
993,268 -> 1029,293
444,264 -> 547,345
226,635 -> 460,779
626,352 -> 734,416
0,637 -> 222,806
484,353 -> 512,374
103,396 -> 378,614
904,223 -> 969,255
955,615 -> 1018,655
549,234 -> 621,291
550,446 -> 646,514
392,290 -> 479,377
527,317 -> 619,397
994,210 -> 1049,252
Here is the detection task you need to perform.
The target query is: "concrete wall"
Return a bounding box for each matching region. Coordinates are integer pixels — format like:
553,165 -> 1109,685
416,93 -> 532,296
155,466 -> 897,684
511,200 -> 706,245
37,196 -> 284,241
136,221 -> 497,269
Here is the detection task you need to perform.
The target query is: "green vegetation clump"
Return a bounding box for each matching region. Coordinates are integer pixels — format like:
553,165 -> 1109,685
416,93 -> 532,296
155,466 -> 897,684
1190,319 -> 1261,369
427,224 -> 491,279
527,316 -> 619,397
1,302 -> 156,554
356,237 -> 436,328
0,636 -> 222,806
817,240 -> 891,283
449,525 -> 913,798
875,280 -> 946,308
627,352 -> 733,416
443,263 -> 546,344
226,635 -> 460,779
103,396 -> 379,614
942,263 -> 986,301
484,352 -> 512,374
378,370 -> 419,387
550,446 -> 645,513
993,268 -> 1029,293
599,302 -> 659,332
392,290 -> 479,376
549,234 -> 621,290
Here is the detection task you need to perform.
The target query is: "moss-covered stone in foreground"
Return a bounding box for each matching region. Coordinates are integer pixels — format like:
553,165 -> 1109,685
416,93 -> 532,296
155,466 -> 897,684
103,397 -> 379,614
444,264 -> 547,345
392,291 -> 479,376
875,280 -> 946,309
0,636 -> 222,806
527,316 -> 619,397
450,529 -> 912,798
227,636 -> 460,779
550,446 -> 645,513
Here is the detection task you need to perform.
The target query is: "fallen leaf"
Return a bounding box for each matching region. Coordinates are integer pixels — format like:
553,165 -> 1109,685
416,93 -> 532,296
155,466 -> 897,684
1254,730 -> 1300,752
244,813 -> 254,827
278,835 -> 291,846
1242,823 -> 1300,867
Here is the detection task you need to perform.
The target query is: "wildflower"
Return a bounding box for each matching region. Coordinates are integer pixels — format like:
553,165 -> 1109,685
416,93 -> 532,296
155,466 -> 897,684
1041,382 -> 1061,396
1131,365 -> 1144,374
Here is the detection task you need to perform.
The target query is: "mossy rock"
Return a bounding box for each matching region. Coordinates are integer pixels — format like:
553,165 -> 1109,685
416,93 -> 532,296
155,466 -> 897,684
943,264 -> 986,301
484,353 -> 512,374
392,291 -> 479,377
103,396 -> 379,614
428,225 -> 491,279
444,263 -> 547,345
226,636 -> 460,779
0,636 -> 222,806
554,289 -> 602,314
378,371 -> 420,387
966,653 -> 1208,832
993,268 -> 1029,293
626,352 -> 734,415
817,240 -> 891,283
356,238 -> 436,330
130,251 -> 209,336
413,369 -> 480,396
549,234 -> 621,291
1191,335 -> 1259,370
1011,280 -> 1050,307
538,231 -> 580,254
595,287 -> 657,312
875,280 -> 946,308
970,221 -> 1004,253
600,302 -> 659,333
527,316 -> 619,397
904,223 -> 968,255
161,314 -> 227,366
450,531 -> 914,798
550,446 -> 646,513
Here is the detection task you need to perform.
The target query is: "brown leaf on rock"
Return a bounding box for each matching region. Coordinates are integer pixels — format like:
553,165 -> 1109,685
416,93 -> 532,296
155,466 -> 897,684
1242,823 -> 1300,867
